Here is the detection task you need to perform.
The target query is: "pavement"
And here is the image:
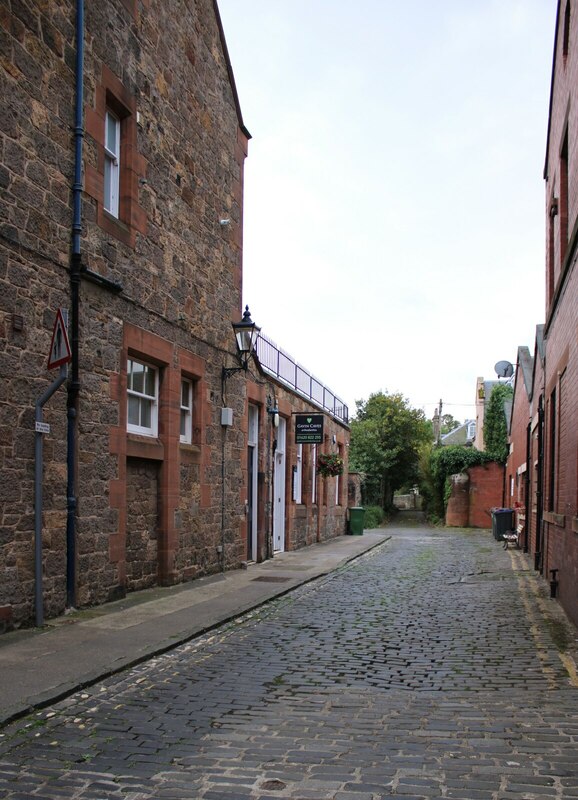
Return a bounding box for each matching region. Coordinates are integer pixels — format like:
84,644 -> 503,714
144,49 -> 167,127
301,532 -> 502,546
0,529 -> 390,727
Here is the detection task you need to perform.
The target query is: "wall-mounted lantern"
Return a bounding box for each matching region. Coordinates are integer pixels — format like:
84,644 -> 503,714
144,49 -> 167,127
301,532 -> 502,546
222,305 -> 261,382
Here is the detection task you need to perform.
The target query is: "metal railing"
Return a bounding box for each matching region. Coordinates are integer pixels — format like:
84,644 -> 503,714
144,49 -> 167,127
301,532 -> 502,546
255,332 -> 349,424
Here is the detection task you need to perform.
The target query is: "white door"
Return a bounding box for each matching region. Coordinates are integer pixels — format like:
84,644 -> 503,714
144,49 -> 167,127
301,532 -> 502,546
273,417 -> 286,552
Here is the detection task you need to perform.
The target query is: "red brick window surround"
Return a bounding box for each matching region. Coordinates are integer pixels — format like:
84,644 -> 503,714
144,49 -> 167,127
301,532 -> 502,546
85,65 -> 147,248
127,358 -> 159,437
563,2 -> 571,60
560,130 -> 569,265
547,194 -> 556,306
547,388 -> 557,512
180,376 -> 201,446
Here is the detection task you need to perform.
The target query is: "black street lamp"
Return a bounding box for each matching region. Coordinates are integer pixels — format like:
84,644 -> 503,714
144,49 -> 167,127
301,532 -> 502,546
223,305 -> 261,380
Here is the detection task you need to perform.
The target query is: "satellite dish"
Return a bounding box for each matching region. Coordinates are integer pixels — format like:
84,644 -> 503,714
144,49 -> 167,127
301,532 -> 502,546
494,360 -> 514,378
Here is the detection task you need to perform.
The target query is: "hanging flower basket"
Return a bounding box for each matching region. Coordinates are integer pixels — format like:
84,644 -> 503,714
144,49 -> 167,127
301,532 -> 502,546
317,453 -> 344,478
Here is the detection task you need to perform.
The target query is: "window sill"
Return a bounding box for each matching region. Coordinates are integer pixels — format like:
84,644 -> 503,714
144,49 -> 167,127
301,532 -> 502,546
101,208 -> 134,247
179,442 -> 201,464
127,434 -> 164,460
544,511 -> 565,528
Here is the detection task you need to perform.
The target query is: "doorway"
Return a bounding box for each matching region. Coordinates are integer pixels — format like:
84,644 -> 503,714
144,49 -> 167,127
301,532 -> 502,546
273,417 -> 286,552
247,405 -> 258,561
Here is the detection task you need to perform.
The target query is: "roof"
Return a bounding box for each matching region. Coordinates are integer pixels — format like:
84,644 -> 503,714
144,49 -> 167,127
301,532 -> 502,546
441,420 -> 475,446
536,324 -> 546,364
213,1 -> 251,140
543,1 -> 561,179
518,346 -> 534,398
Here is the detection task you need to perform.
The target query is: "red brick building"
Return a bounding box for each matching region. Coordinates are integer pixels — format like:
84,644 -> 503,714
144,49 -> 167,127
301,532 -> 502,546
504,346 -> 534,539
0,1 -> 349,631
526,327 -> 546,561
541,0 -> 578,627
513,0 -> 578,627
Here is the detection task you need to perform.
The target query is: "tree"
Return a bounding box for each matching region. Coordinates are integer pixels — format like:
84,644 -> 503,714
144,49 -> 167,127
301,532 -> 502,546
484,383 -> 513,463
441,413 -> 461,434
349,391 -> 431,509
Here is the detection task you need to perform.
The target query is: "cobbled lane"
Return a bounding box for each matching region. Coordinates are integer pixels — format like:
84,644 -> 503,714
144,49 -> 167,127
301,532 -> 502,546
1,522 -> 578,800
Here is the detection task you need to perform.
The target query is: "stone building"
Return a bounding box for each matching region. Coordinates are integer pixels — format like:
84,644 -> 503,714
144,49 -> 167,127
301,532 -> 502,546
0,0 -> 349,631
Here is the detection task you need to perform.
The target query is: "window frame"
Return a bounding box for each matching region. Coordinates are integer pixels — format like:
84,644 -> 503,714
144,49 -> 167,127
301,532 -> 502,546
563,1 -> 571,59
127,358 -> 159,438
335,445 -> 343,506
311,443 -> 317,505
293,443 -> 303,504
560,129 -> 569,265
104,109 -> 121,218
180,377 -> 194,444
547,388 -> 557,512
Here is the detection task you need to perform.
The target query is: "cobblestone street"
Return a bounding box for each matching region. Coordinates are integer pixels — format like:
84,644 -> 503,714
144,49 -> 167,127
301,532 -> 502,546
1,520 -> 578,800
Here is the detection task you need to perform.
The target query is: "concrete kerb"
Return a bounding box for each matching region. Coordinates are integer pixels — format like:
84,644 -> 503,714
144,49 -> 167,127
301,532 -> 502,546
0,531 -> 391,727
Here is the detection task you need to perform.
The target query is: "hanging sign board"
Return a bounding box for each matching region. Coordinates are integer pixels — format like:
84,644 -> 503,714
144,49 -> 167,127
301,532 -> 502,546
47,308 -> 71,369
295,413 -> 324,444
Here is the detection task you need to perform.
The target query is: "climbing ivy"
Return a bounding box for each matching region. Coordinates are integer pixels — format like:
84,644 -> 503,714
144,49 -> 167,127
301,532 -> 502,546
484,383 -> 513,463
421,445 -> 492,521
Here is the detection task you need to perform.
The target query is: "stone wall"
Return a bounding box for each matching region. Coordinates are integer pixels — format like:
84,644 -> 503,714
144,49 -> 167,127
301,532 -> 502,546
393,493 -> 423,511
0,0 -> 248,628
0,0 -> 350,632
246,375 -> 349,561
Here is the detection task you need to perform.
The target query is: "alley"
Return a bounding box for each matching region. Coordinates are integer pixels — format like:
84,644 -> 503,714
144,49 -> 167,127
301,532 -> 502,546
1,521 -> 578,800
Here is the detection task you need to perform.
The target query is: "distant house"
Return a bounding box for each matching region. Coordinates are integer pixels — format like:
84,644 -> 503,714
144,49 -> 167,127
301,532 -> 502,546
441,420 -> 476,447
473,378 -> 500,450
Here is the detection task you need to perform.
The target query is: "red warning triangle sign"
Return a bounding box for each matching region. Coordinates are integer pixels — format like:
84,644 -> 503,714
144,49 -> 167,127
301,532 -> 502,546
47,308 -> 72,369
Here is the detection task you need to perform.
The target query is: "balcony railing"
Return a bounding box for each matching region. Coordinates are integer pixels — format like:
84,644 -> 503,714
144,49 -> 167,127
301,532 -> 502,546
255,332 -> 349,424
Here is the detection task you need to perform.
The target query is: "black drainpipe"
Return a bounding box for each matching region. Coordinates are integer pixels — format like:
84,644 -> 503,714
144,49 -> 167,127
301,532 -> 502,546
67,0 -> 84,608
535,395 -> 544,573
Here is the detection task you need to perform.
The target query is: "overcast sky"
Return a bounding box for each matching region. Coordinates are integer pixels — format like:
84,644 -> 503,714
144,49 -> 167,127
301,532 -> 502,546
218,1 -> 556,424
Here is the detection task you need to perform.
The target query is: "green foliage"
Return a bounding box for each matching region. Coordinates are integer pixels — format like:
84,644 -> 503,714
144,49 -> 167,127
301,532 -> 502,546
363,506 -> 386,529
484,383 -> 513,463
317,452 -> 344,477
441,413 -> 461,434
430,445 -> 491,482
422,445 -> 492,520
349,391 -> 431,509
